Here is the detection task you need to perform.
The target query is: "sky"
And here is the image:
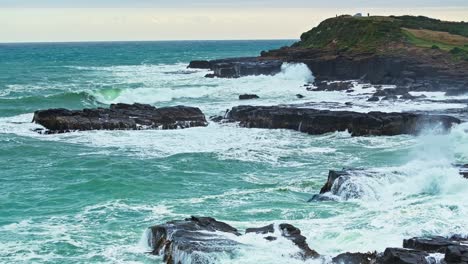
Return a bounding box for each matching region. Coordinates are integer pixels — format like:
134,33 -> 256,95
1,1 -> 467,42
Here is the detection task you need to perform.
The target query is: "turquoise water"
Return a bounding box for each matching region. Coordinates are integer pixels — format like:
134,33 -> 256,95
0,40 -> 467,263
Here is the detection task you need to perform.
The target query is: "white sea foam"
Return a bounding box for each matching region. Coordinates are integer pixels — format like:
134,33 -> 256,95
2,61 -> 468,263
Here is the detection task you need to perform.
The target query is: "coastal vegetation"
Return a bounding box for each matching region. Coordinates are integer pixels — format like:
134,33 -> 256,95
295,15 -> 468,60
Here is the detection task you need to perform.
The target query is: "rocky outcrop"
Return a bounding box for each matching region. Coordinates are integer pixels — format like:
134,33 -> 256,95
332,252 -> 377,264
308,169 -> 373,201
146,217 -> 468,264
148,216 -> 319,263
33,103 -> 208,134
149,216 -> 241,264
403,235 -> 467,253
239,94 -> 259,100
311,167 -> 468,202
260,45 -> 468,92
188,57 -> 283,78
225,105 -> 460,136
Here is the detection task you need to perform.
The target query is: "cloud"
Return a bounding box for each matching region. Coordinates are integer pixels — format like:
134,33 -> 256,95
1,0 -> 467,8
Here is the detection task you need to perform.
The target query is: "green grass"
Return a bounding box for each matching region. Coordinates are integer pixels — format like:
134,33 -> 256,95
294,15 -> 468,60
295,16 -> 402,52
402,29 -> 468,60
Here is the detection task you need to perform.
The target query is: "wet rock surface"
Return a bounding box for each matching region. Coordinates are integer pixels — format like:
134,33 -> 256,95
312,167 -> 468,202
149,216 -> 319,263
33,103 -> 208,134
188,57 -> 283,78
332,252 -> 377,264
149,216 -> 241,264
148,216 -> 468,264
225,105 -> 460,136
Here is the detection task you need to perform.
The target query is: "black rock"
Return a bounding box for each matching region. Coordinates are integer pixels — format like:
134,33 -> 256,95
187,60 -> 212,69
149,216 -> 241,263
403,236 -> 465,253
446,88 -> 468,96
445,245 -> 468,263
225,105 -> 460,136
239,94 -> 260,100
33,103 -> 208,134
382,95 -> 398,101
319,170 -> 351,194
149,217 -> 320,263
345,102 -> 353,106
332,252 -> 377,264
296,94 -> 305,99
400,92 -> 417,100
377,248 -> 430,264
278,224 -> 320,259
245,223 -> 319,258
245,224 -> 274,234
367,96 -> 380,102
190,57 -> 283,78
313,81 -> 354,91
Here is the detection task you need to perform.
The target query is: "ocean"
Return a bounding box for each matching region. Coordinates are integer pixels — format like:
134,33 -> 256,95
0,40 -> 467,263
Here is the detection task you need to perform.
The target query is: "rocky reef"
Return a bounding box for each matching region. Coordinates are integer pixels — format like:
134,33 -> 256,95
224,105 -> 460,136
188,57 -> 283,78
146,216 -> 468,264
147,216 -> 318,263
33,103 -> 207,134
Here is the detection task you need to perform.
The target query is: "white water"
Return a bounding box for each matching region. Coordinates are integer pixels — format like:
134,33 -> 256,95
2,62 -> 468,263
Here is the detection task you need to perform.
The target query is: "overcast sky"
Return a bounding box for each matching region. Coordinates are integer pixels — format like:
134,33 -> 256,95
1,0 -> 467,8
1,1 -> 467,42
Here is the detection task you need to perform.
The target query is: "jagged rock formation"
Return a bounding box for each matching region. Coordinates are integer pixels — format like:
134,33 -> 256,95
148,216 -> 319,264
146,216 -> 468,264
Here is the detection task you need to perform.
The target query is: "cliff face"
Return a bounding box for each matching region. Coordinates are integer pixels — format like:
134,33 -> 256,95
260,15 -> 468,90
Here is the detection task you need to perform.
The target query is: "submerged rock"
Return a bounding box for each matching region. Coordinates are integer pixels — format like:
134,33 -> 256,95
33,103 -> 208,134
225,105 -> 460,136
239,94 -> 260,100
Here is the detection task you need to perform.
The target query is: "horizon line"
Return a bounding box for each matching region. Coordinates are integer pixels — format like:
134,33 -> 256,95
0,38 -> 299,45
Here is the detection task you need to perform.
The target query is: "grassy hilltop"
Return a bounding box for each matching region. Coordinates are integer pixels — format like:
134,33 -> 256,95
294,15 -> 468,60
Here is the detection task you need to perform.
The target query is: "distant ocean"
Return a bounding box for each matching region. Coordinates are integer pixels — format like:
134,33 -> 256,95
1,40 -> 467,263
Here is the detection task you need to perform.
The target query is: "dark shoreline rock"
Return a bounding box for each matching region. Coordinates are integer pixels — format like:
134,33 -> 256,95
188,57 -> 283,78
239,94 -> 259,100
33,103 -> 208,134
225,105 -> 460,136
311,167 -> 468,202
147,216 -> 468,264
149,216 -> 319,263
